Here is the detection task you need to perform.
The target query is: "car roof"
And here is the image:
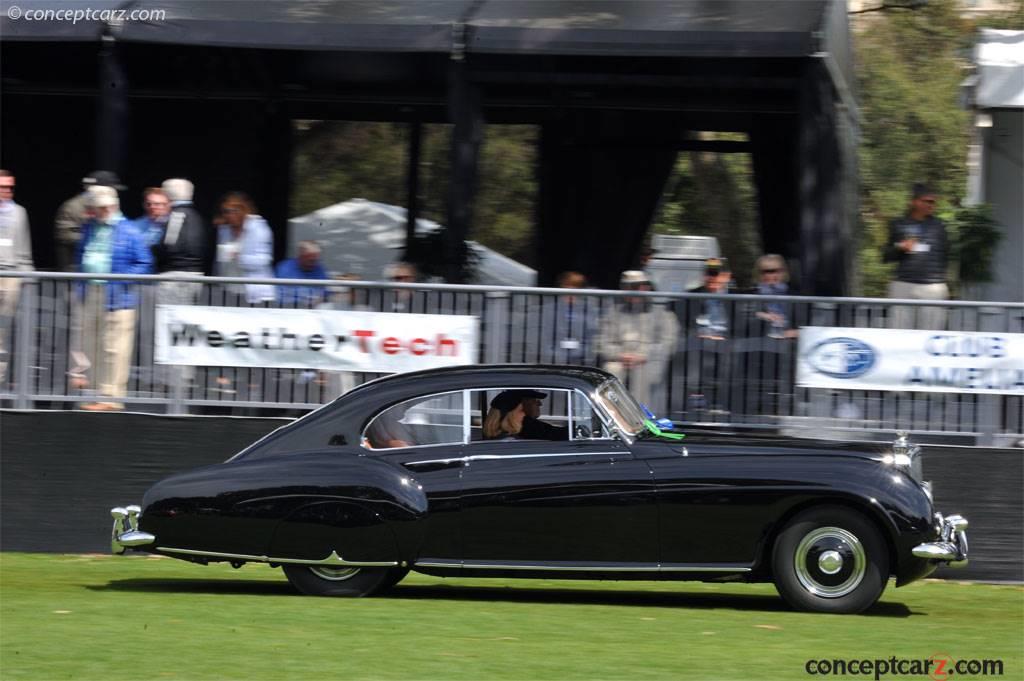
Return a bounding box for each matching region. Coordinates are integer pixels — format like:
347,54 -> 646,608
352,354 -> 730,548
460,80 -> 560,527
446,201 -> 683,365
345,364 -> 614,398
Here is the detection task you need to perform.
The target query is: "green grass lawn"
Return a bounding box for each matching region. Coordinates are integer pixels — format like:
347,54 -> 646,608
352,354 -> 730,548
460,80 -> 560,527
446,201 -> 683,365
1,553 -> 1021,681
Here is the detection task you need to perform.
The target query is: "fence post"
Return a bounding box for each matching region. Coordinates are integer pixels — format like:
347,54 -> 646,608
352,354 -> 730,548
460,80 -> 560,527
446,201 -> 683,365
14,279 -> 36,409
484,291 -> 509,364
976,306 -> 1005,447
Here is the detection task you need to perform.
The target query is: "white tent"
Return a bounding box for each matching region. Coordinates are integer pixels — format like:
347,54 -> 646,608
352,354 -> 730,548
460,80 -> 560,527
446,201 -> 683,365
288,198 -> 537,286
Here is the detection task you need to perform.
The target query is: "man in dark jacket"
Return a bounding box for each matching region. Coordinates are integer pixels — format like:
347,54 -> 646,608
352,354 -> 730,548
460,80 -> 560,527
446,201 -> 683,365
883,183 -> 949,329
152,178 -> 207,303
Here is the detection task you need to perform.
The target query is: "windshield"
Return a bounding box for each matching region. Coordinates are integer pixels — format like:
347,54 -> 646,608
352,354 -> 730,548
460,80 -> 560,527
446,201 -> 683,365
595,379 -> 647,436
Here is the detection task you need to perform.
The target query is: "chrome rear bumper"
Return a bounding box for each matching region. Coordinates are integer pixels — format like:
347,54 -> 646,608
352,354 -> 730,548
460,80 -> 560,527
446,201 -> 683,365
912,513 -> 968,567
110,505 -> 155,554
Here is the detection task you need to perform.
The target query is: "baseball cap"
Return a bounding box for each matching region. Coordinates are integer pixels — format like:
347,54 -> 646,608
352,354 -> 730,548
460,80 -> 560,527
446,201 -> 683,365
86,185 -> 119,208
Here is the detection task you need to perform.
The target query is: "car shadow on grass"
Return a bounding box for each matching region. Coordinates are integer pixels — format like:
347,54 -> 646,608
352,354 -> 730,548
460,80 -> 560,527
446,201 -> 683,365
382,584 -> 914,617
91,578 -> 295,596
90,579 -> 913,616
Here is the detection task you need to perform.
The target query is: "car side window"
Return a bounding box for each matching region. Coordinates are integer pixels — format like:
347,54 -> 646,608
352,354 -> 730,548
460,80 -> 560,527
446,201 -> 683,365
571,391 -> 613,440
362,391 -> 465,450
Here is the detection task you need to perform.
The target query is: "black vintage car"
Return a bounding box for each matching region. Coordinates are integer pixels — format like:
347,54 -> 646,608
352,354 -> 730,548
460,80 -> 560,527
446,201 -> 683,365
111,365 -> 968,613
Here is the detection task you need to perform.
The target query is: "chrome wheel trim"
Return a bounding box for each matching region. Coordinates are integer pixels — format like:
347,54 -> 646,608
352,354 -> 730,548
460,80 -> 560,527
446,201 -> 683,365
309,566 -> 361,581
794,527 -> 865,598
818,550 -> 844,575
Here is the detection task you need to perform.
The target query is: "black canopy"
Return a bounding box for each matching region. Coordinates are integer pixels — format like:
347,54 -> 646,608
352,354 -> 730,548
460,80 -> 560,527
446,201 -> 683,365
2,0 -> 857,292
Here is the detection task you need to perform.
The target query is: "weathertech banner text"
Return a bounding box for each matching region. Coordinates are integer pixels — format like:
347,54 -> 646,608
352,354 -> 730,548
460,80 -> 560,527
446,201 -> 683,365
155,305 -> 479,371
797,327 -> 1024,395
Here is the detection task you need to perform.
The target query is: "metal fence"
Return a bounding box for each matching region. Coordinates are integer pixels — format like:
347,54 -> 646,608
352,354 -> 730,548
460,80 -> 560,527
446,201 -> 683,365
1,272 -> 1022,445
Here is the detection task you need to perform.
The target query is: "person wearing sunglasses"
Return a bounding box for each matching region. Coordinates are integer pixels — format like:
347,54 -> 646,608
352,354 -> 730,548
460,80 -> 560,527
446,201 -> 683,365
883,183 -> 949,329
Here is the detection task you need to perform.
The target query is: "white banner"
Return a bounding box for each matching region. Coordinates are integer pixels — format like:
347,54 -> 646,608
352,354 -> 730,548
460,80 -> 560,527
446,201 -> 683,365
155,305 -> 479,372
797,327 -> 1024,395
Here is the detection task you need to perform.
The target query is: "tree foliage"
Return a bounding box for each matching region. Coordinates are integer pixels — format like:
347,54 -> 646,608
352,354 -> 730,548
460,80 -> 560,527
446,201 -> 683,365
853,0 -> 1015,296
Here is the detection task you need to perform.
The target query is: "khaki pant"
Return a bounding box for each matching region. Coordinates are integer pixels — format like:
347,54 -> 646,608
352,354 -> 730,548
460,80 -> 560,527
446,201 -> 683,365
887,281 -> 949,330
0,277 -> 21,381
76,285 -> 137,408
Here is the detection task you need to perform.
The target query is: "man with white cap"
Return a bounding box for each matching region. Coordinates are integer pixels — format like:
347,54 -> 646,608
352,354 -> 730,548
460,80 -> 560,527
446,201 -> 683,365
54,170 -> 125,272
597,270 -> 679,415
71,185 -> 153,410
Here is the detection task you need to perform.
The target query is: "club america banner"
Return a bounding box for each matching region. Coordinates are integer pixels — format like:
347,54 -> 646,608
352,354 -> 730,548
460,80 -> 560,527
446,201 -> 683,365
155,305 -> 479,372
797,327 -> 1024,395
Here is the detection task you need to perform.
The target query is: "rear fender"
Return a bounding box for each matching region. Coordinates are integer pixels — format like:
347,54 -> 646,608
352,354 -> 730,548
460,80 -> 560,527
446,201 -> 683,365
267,501 -> 401,564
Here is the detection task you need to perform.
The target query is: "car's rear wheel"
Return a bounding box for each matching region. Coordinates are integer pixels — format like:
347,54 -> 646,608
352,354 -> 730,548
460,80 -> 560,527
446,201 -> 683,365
772,506 -> 889,614
282,563 -> 392,597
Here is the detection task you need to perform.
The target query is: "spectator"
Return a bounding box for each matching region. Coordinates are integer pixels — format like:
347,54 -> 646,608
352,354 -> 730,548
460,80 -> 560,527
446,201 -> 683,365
598,270 -> 678,415
380,261 -> 420,313
883,183 -> 949,330
0,170 -> 34,383
734,254 -> 800,415
688,257 -> 732,340
55,170 -> 124,272
134,187 -> 170,248
537,270 -> 597,365
130,187 -> 166,393
155,178 -> 208,298
276,240 -> 330,307
214,192 -> 274,304
748,254 -> 798,339
73,186 -> 153,410
684,258 -> 733,415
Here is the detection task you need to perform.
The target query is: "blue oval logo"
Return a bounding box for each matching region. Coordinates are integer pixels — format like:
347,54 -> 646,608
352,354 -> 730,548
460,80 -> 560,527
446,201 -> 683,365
806,337 -> 876,379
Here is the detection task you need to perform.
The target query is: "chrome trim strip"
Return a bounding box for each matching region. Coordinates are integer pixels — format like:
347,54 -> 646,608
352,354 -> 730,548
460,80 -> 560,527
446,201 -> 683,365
157,547 -> 398,567
467,452 -> 624,462
407,451 -> 625,466
415,560 -> 751,573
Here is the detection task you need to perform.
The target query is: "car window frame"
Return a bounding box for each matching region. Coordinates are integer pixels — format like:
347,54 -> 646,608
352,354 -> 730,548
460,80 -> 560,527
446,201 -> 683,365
360,389 -> 467,452
360,386 -> 618,453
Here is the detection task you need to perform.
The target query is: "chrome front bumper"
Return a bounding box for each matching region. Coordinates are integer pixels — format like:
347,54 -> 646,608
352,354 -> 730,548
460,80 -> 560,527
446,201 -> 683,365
912,513 -> 968,567
110,505 -> 155,554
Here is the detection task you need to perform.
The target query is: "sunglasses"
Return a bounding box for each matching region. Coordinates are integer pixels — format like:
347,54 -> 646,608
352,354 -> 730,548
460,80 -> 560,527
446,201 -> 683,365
0,184 -> 14,190
221,207 -> 241,214
145,201 -> 168,207
918,198 -> 936,205
391,275 -> 415,282
761,268 -> 781,274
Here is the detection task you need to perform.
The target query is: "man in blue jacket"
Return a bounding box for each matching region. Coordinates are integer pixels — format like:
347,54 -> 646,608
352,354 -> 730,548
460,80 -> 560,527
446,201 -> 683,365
275,240 -> 330,307
73,185 -> 153,411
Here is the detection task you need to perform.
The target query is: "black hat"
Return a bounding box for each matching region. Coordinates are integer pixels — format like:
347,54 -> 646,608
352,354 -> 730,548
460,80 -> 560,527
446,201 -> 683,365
911,183 -> 935,199
490,389 -> 547,415
82,170 -> 125,191
704,256 -> 730,275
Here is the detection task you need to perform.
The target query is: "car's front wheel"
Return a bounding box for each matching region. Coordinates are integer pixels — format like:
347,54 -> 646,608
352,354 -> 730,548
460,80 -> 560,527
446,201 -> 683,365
772,506 -> 890,614
282,563 -> 393,597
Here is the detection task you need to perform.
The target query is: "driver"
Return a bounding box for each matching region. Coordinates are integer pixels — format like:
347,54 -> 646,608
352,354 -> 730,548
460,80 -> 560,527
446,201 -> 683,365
519,391 -> 569,441
483,390 -> 568,441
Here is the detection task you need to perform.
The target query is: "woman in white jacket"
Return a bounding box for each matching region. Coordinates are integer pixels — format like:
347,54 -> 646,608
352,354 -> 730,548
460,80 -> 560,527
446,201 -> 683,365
214,192 -> 275,304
